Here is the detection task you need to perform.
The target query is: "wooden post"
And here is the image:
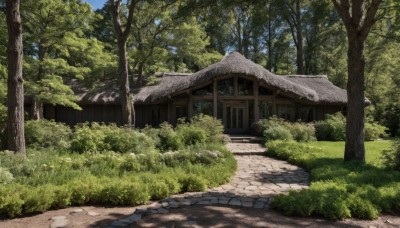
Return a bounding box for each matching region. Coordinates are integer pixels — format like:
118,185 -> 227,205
272,91 -> 277,116
254,80 -> 259,122
213,79 -> 217,118
188,91 -> 193,118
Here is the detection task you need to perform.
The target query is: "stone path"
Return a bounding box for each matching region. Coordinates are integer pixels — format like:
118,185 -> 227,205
107,143 -> 310,227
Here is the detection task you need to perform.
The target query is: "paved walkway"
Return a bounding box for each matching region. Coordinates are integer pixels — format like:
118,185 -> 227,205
107,143 -> 310,227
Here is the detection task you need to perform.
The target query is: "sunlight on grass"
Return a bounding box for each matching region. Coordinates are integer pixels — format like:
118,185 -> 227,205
308,140 -> 392,166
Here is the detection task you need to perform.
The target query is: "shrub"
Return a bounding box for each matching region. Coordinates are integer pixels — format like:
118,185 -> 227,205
179,175 -> 207,192
364,123 -> 388,141
264,126 -> 293,141
176,125 -> 206,146
71,123 -> 154,153
156,122 -> 182,152
287,123 -> 316,142
97,181 -> 150,206
254,117 -> 315,142
0,167 -> 14,184
23,185 -> 55,213
252,116 -> 289,136
25,120 -> 72,149
71,123 -> 106,153
315,112 -> 345,141
382,139 -> 400,170
190,114 -> 225,143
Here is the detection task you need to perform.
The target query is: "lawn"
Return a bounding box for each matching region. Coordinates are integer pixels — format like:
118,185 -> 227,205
308,140 -> 392,166
267,139 -> 399,220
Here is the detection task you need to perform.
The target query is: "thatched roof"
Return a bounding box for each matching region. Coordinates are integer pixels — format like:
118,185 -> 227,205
74,52 -> 357,105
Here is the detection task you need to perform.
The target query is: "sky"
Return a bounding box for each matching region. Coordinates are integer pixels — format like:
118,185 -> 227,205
84,0 -> 107,10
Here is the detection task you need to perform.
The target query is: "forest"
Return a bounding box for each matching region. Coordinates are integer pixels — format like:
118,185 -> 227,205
0,0 -> 399,136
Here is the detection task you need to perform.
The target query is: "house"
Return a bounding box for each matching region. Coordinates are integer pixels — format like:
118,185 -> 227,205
43,52 -> 354,133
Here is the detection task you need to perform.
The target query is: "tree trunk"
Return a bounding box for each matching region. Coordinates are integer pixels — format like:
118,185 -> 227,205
137,62 -> 144,85
30,99 -> 43,120
6,0 -> 25,155
295,0 -> 304,74
30,42 -> 47,120
344,34 -> 366,162
117,41 -> 133,127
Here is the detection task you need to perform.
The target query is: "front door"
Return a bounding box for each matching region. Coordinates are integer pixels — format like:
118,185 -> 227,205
224,103 -> 247,133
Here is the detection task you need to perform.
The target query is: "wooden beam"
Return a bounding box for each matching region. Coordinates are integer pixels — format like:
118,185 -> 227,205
254,80 -> 259,123
213,79 -> 217,118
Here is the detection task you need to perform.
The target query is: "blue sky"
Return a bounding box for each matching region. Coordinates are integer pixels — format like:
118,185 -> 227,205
84,0 -> 107,10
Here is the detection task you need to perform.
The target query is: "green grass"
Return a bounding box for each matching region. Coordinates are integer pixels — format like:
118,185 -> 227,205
308,140 -> 392,166
267,139 -> 399,220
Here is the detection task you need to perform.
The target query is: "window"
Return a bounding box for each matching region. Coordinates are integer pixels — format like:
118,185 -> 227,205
151,108 -> 161,126
175,105 -> 187,122
237,78 -> 253,95
192,84 -> 213,96
248,100 -> 254,124
297,106 -> 315,122
218,78 -> 234,96
258,86 -> 274,96
193,100 -> 213,116
277,105 -> 295,121
259,101 -> 273,119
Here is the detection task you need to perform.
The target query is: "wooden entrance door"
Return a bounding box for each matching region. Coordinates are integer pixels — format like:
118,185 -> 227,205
224,103 -> 247,133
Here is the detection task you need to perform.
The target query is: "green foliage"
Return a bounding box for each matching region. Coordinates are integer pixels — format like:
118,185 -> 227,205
314,112 -> 346,141
146,75 -> 160,86
71,123 -> 154,153
264,126 -> 293,141
179,175 -> 207,192
267,139 -> 400,220
381,139 -> 400,170
255,116 -> 315,142
25,120 -> 72,149
0,120 -> 237,218
288,123 -> 316,142
0,167 -> 14,184
176,125 -> 206,146
156,122 -> 183,152
189,114 -> 225,143
364,122 -> 388,141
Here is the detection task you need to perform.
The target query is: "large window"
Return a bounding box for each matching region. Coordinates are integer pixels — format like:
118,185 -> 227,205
192,84 -> 213,96
259,101 -> 273,119
297,106 -> 314,122
277,104 -> 295,121
237,78 -> 253,95
175,105 -> 187,122
218,78 -> 234,96
193,100 -> 213,116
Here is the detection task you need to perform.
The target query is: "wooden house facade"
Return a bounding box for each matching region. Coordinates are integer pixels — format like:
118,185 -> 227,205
42,52 -> 356,133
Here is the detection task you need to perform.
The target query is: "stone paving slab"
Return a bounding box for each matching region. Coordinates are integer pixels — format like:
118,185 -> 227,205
226,142 -> 267,155
107,143 -> 310,227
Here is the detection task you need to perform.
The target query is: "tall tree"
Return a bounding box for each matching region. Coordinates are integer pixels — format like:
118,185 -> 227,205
332,0 -> 383,162
22,0 -> 93,119
5,0 -> 25,154
280,0 -> 304,74
109,0 -> 137,127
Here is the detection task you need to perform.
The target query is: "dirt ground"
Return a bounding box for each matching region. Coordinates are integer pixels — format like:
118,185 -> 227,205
1,205 -> 400,228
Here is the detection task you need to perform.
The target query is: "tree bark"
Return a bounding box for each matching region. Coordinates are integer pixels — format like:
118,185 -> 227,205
109,0 -> 137,127
30,41 -> 47,120
344,35 -> 366,162
295,0 -> 304,74
331,0 -> 382,163
117,40 -> 133,126
6,0 -> 25,155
